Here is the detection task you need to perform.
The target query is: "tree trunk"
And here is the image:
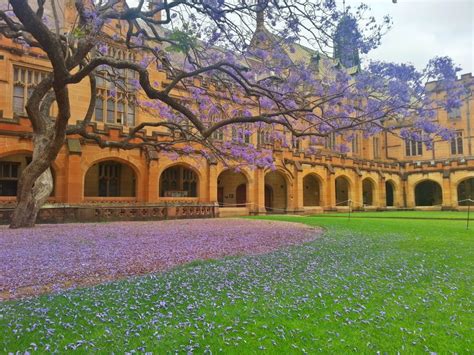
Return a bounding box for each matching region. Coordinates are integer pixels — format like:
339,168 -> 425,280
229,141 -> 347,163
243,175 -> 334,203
9,134 -> 56,229
9,168 -> 53,228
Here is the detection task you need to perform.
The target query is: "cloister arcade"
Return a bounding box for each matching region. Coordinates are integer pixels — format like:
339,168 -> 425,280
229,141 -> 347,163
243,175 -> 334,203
302,174 -> 321,207
264,170 -> 288,212
414,180 -> 443,206
1,151 -> 473,212
335,176 -> 351,206
84,160 -> 137,197
217,170 -> 248,207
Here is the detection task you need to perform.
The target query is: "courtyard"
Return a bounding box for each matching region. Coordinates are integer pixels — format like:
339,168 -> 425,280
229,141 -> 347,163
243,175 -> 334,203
1,212 -> 472,353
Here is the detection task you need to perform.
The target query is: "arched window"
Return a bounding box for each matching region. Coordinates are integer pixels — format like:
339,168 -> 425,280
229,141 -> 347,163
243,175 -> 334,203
85,161 -> 136,197
362,179 -> 375,206
160,166 -> 198,197
335,176 -> 350,206
415,180 -> 442,206
264,171 -> 287,212
386,181 -> 395,206
457,178 -> 474,206
303,175 -> 321,206
217,170 -> 248,207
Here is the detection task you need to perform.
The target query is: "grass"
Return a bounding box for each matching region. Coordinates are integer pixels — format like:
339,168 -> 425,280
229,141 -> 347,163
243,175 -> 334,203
322,210 -> 473,220
1,212 -> 473,353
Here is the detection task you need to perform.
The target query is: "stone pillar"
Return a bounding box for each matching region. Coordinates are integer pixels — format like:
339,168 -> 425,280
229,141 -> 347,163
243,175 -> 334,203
251,168 -> 266,214
405,178 -> 413,208
328,171 -> 336,208
378,176 -> 386,208
246,171 -> 257,213
353,174 -> 362,209
442,173 -> 452,208
65,154 -> 83,204
146,159 -> 160,203
295,170 -> 304,213
208,163 -> 218,203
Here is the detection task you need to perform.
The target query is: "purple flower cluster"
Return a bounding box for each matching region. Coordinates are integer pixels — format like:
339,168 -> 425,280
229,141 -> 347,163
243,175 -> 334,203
0,219 -> 317,300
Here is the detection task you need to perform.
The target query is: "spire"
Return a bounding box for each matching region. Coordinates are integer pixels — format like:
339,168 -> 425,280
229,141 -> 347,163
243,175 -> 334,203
256,0 -> 267,30
333,15 -> 360,69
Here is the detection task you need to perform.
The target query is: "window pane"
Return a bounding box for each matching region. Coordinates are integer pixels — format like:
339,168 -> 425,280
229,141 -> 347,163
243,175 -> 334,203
13,85 -> 24,113
451,138 -> 456,154
458,136 -> 463,154
127,104 -> 135,126
95,97 -> 103,122
107,99 -> 115,123
117,101 -> 124,124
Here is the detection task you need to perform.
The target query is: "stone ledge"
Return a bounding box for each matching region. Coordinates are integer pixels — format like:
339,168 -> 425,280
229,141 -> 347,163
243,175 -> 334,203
0,204 -> 219,225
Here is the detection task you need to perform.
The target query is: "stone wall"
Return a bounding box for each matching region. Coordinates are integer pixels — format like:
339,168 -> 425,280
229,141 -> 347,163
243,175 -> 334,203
0,204 -> 219,225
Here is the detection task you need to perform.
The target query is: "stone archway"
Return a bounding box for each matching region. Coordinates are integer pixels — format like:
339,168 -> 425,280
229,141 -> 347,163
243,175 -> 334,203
85,160 -> 137,197
160,164 -> 199,198
457,178 -> 474,206
217,170 -> 248,207
415,180 -> 442,206
0,153 -> 55,197
335,176 -> 350,206
265,171 -> 287,212
303,174 -> 321,206
386,180 -> 395,207
362,178 -> 375,206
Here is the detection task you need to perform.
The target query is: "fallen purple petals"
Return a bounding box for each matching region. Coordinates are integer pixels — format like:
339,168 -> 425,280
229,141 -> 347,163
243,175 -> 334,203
0,219 -> 318,300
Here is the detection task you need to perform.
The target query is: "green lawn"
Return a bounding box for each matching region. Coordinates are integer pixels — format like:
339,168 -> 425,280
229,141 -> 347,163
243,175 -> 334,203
1,214 -> 473,353
322,210 -> 473,219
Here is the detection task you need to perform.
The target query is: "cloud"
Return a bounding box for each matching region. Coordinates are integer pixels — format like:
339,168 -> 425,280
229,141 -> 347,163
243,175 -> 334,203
346,0 -> 473,73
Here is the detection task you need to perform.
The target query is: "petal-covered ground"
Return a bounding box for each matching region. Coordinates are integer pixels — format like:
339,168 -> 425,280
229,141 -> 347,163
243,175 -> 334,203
0,219 -> 319,300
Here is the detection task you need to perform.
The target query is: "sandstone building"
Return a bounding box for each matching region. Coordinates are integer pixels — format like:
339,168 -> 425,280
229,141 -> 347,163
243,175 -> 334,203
0,2 -> 473,222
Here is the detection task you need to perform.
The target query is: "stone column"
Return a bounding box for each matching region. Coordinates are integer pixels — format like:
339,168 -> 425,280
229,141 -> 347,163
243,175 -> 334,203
146,159 -> 160,203
328,171 -> 336,208
404,178 -> 413,208
65,154 -> 83,204
378,176 -> 386,208
353,173 -> 362,209
442,172 -> 452,208
251,168 -> 266,214
293,168 -> 304,213
208,163 -> 218,203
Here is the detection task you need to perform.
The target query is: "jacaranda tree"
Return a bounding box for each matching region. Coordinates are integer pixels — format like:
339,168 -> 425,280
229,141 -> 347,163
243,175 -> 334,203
0,0 -> 465,227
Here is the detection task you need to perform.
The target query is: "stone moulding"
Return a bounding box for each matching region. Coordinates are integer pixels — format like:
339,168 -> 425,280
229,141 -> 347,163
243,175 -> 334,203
0,204 -> 219,225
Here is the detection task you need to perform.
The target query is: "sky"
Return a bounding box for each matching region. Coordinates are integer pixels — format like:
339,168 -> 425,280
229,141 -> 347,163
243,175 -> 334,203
342,0 -> 473,74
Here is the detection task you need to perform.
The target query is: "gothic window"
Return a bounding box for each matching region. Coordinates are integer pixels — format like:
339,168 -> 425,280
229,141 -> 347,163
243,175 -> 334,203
98,162 -> 121,197
351,133 -> 360,154
258,129 -> 271,145
12,67 -> 48,115
292,136 -> 302,151
451,131 -> 464,155
405,137 -> 423,157
94,48 -> 137,126
212,129 -> 224,141
160,166 -> 198,197
325,132 -> 336,150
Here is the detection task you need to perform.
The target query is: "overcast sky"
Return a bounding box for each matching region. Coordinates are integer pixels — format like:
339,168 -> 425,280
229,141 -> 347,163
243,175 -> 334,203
342,0 -> 473,74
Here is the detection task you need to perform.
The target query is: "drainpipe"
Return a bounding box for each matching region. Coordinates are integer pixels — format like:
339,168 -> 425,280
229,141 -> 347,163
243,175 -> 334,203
466,89 -> 472,156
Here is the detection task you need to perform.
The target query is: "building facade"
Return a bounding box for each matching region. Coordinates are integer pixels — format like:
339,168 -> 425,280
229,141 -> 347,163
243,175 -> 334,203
1,4 -> 474,220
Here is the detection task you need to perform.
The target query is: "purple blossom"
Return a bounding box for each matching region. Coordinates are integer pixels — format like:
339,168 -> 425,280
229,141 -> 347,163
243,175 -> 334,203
0,219 -> 317,300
